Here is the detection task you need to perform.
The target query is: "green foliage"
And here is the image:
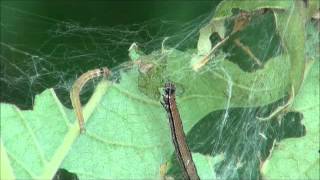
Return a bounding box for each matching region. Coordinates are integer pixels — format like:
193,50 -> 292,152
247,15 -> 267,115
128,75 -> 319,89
214,0 -> 292,20
1,0 -> 318,179
261,60 -> 319,180
0,47 -> 292,179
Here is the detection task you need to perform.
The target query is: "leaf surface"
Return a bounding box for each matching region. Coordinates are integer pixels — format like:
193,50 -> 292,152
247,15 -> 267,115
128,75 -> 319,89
0,89 -> 78,179
0,47 -> 291,179
261,60 -> 319,179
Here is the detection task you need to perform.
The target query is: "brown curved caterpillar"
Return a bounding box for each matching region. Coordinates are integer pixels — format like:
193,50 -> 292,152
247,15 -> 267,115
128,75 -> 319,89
70,67 -> 111,133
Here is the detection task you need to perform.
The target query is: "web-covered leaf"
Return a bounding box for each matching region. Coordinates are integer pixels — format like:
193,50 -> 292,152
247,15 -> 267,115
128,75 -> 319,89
1,0 -> 318,179
1,45 -> 292,179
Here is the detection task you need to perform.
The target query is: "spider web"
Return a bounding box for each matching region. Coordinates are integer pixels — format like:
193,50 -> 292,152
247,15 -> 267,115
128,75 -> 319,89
1,2 -> 209,110
1,1 -> 318,180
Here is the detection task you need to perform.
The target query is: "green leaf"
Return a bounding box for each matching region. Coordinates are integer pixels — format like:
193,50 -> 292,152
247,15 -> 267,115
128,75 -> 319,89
195,0 -> 292,63
167,50 -> 291,129
1,141 -> 15,180
201,0 -> 309,95
0,47 -> 292,179
261,60 -> 320,179
274,0 -> 307,94
214,0 -> 292,20
192,153 -> 224,179
0,89 -> 78,179
196,0 -> 292,57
